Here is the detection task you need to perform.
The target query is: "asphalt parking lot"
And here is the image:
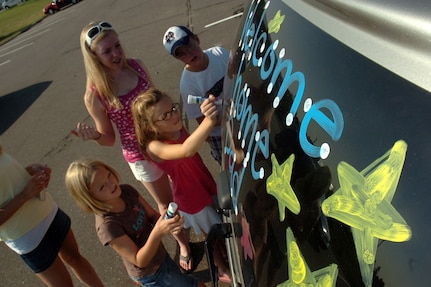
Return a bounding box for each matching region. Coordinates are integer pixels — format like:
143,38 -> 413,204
0,0 -> 245,286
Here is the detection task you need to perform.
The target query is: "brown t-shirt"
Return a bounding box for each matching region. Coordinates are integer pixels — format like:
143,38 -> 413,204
95,184 -> 166,278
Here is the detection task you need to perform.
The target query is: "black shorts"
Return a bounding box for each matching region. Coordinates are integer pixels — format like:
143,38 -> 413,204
20,208 -> 71,273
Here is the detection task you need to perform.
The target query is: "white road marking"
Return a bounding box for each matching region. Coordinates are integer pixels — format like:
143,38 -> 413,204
0,60 -> 11,66
0,29 -> 50,53
0,42 -> 34,58
204,13 -> 243,28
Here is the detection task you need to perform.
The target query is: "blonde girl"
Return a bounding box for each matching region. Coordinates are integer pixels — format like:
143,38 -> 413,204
65,159 -> 205,287
132,88 -> 231,283
72,21 -> 192,271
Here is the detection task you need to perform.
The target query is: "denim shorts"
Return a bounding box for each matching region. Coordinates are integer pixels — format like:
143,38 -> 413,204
131,255 -> 198,287
20,209 -> 71,273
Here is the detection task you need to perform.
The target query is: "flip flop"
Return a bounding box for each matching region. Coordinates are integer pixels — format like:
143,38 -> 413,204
179,254 -> 193,273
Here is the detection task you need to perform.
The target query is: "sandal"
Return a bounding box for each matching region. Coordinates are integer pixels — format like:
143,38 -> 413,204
179,254 -> 193,273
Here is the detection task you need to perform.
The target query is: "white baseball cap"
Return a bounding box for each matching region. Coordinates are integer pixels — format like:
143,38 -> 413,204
163,26 -> 194,55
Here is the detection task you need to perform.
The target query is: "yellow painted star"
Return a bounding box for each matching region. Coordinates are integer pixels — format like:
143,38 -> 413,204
268,10 -> 285,33
277,228 -> 338,287
322,140 -> 411,287
267,153 -> 301,219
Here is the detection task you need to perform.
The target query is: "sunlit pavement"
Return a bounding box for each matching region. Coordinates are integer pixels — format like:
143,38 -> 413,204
0,0 -> 243,286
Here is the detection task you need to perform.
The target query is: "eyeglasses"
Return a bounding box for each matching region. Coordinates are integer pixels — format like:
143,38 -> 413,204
86,22 -> 113,47
153,103 -> 180,122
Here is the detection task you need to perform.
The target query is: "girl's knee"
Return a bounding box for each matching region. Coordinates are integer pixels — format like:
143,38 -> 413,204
60,251 -> 85,267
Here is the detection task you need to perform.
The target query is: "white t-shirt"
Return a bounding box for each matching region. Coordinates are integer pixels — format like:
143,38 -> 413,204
179,46 -> 229,137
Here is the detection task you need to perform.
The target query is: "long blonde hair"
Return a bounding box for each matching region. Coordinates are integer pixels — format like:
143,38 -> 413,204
80,21 -> 132,110
65,159 -> 121,215
132,88 -> 172,159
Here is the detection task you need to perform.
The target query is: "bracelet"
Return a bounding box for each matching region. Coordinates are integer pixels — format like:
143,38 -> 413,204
94,132 -> 101,141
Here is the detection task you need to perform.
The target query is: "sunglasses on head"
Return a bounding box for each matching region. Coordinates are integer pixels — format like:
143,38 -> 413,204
86,22 -> 113,47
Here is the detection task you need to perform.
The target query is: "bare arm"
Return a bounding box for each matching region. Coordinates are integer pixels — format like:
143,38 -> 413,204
147,97 -> 219,161
0,165 -> 50,226
72,88 -> 116,146
109,196 -> 184,268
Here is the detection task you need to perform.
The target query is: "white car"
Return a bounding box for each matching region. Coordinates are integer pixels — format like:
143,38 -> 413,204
2,0 -> 25,10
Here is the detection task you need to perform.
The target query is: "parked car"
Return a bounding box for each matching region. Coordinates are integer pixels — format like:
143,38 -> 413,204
2,0 -> 25,10
43,0 -> 79,15
206,0 -> 431,286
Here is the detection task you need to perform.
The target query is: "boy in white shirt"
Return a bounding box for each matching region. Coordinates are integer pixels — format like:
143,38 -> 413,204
163,25 -> 229,165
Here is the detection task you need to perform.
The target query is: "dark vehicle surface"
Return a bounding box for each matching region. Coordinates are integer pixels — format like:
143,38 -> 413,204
43,0 -> 79,15
210,0 -> 431,286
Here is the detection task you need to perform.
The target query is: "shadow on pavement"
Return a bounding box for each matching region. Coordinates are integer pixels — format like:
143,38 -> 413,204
0,81 -> 51,135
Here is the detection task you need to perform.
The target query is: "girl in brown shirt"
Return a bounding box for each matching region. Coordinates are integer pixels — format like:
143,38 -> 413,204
65,159 -> 204,287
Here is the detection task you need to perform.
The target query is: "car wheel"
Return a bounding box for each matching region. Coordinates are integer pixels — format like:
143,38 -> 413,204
72,0 -> 78,3
48,8 -> 54,14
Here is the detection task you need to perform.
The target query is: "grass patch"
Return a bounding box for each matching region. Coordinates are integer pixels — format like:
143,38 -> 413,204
0,0 -> 48,45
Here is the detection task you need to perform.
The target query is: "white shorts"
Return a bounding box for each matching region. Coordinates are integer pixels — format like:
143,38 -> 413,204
128,160 -> 164,182
179,205 -> 222,236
